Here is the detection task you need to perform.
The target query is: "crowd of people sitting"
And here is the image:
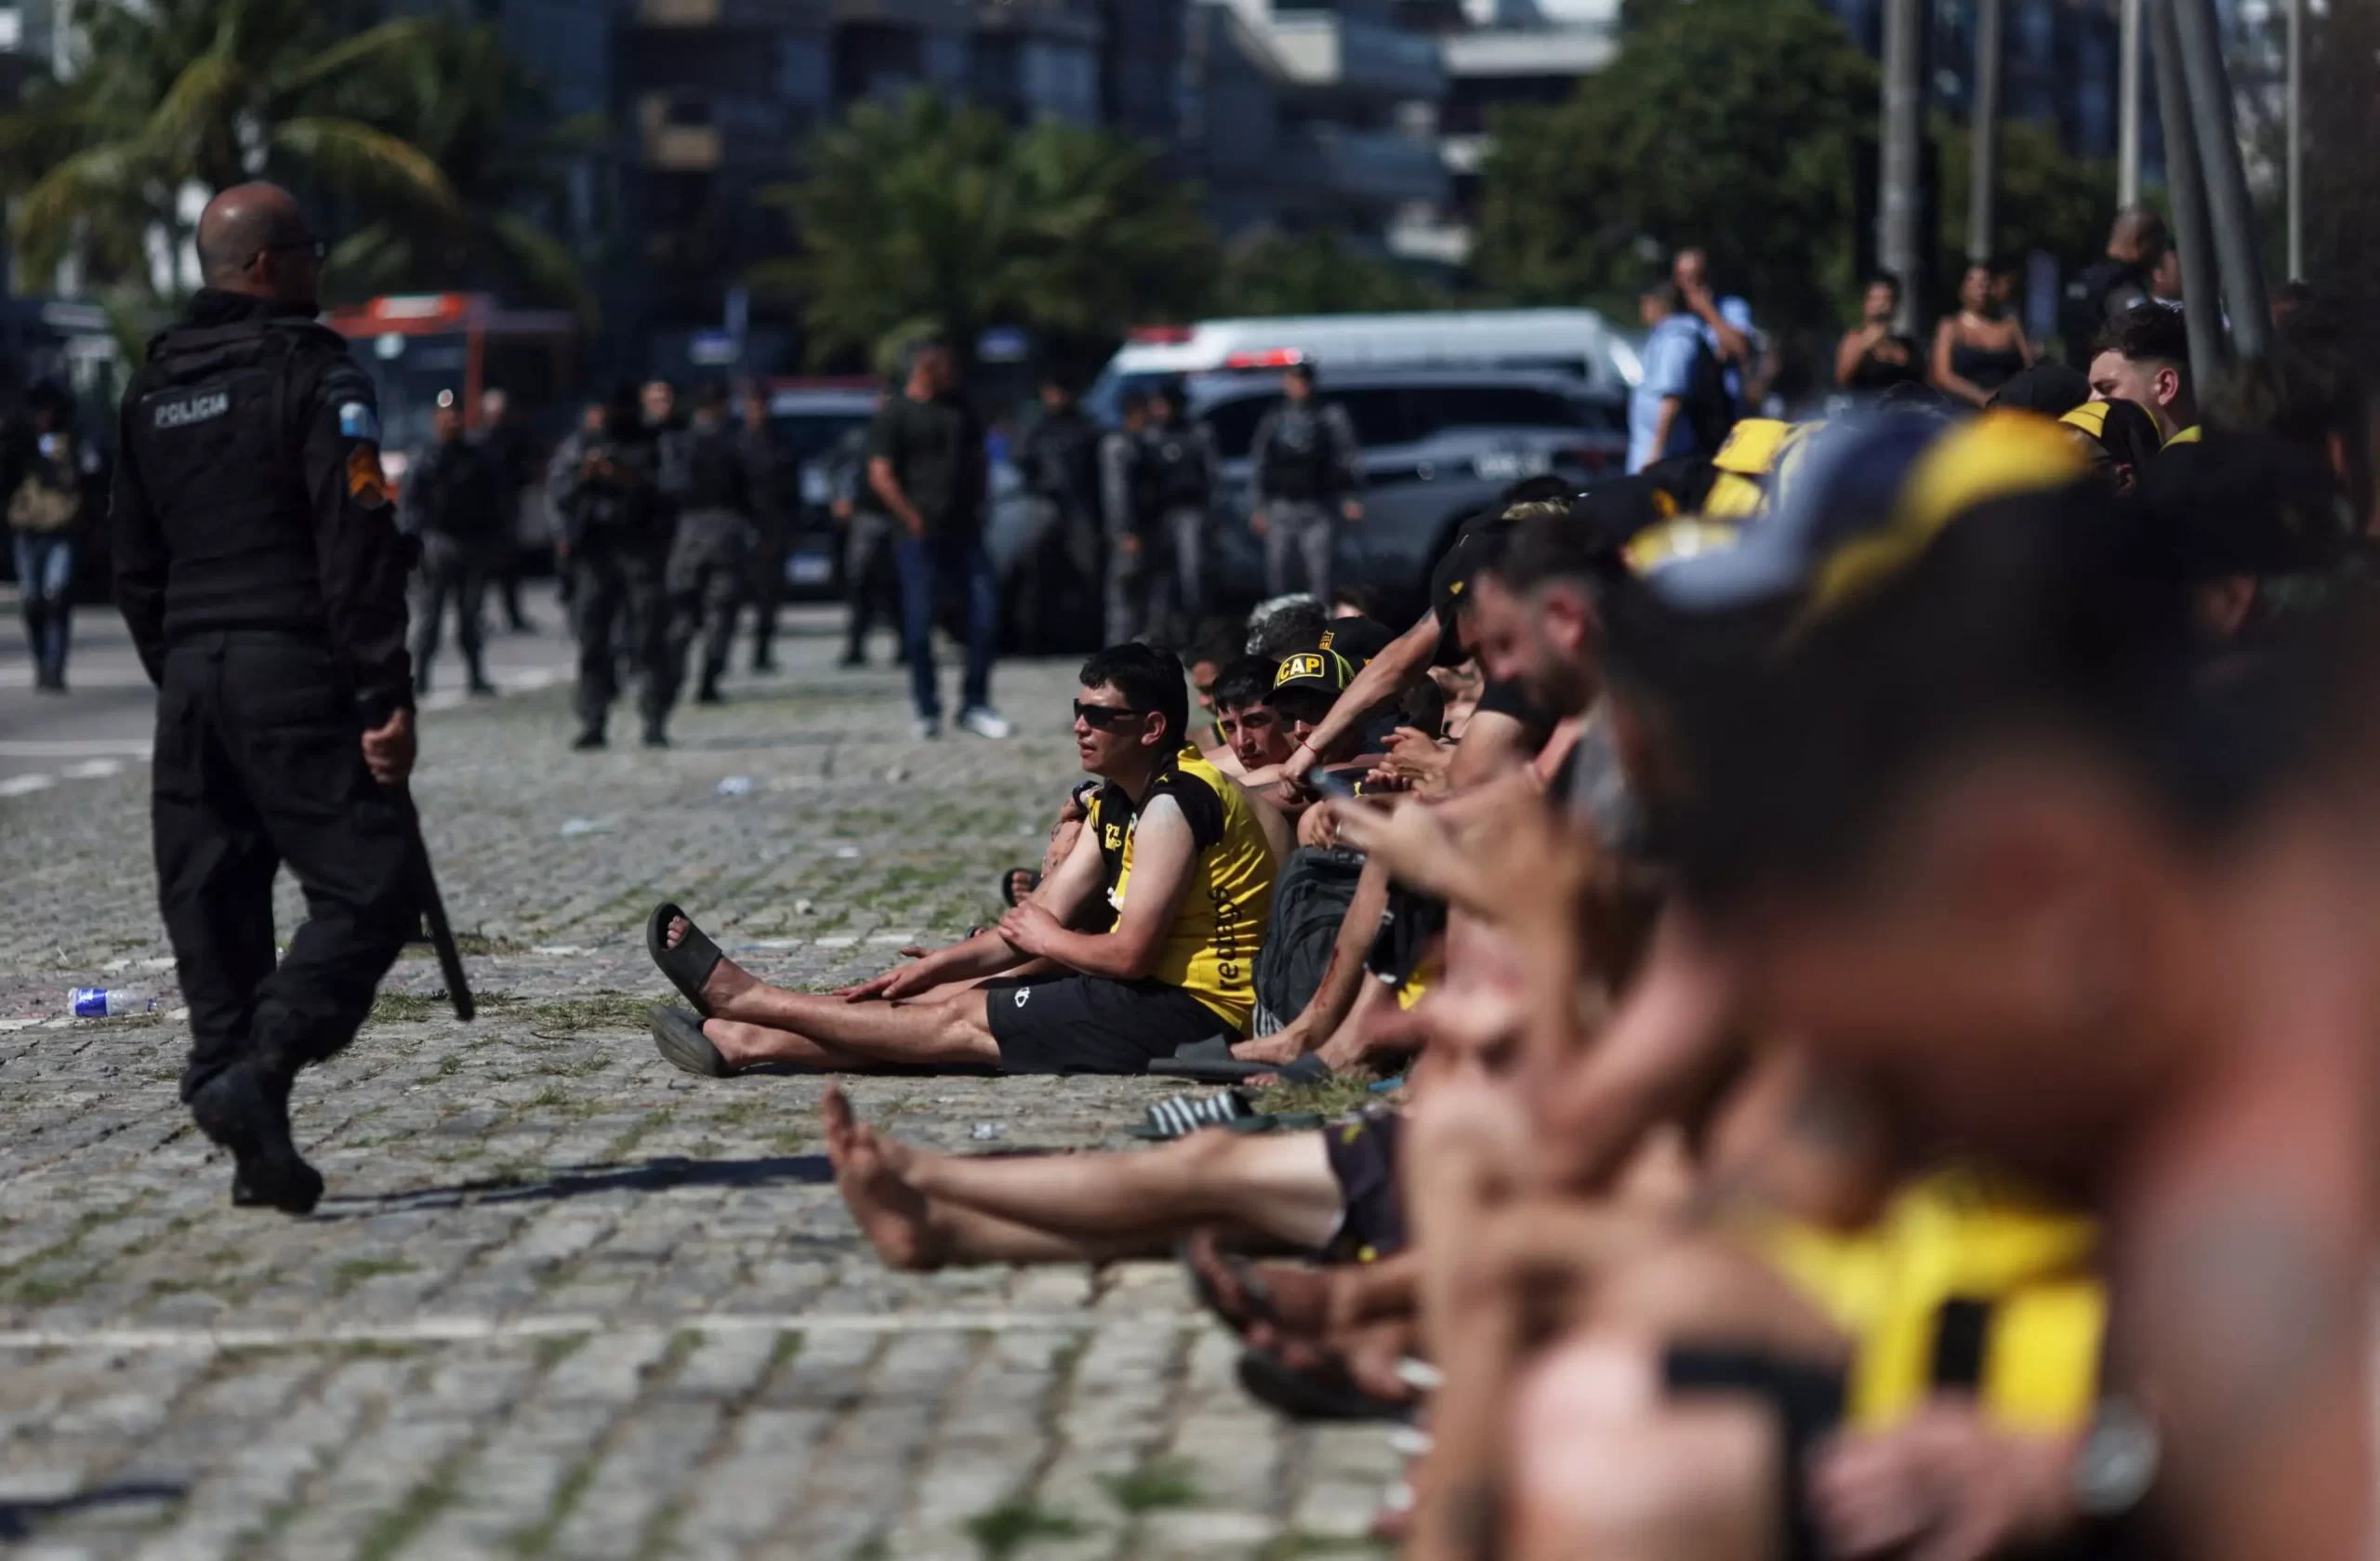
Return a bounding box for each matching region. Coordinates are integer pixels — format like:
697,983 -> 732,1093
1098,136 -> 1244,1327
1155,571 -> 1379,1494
638,274 -> 2378,1561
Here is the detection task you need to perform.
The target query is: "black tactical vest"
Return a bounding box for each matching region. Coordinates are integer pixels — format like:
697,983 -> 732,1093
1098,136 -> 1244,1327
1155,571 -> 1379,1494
127,318 -> 324,640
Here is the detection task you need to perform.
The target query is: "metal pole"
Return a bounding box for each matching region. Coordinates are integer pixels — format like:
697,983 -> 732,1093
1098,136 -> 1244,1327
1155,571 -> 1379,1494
1880,0 -> 1926,336
2118,0 -> 2143,207
2149,0 -> 2224,380
2285,0 -> 2303,280
1967,0 -> 2003,264
2171,0 -> 2272,356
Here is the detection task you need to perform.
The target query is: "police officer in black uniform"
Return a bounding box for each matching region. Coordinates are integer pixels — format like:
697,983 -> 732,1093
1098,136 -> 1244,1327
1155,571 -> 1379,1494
1142,379 -> 1217,646
663,382 -> 755,706
111,183 -> 418,1215
553,382 -> 675,748
737,385 -> 787,674
402,389 -> 505,696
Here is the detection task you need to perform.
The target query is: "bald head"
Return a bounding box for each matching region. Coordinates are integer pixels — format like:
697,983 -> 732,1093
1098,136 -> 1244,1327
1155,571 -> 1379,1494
2108,204 -> 2170,266
196,183 -> 320,304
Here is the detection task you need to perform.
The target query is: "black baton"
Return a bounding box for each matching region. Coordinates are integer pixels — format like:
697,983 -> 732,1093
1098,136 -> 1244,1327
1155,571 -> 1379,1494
391,785 -> 474,1022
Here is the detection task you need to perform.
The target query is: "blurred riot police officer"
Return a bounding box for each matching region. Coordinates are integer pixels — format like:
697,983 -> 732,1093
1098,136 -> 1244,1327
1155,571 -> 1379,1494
553,382 -> 677,748
663,382 -> 755,706
111,183 -> 418,1215
737,385 -> 787,674
402,389 -> 505,696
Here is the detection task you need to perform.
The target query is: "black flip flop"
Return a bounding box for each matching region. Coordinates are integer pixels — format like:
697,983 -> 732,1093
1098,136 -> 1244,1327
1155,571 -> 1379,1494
649,1004 -> 736,1078
646,902 -> 725,1016
1182,1236 -> 1280,1336
1236,1345 -> 1414,1423
1147,1046 -> 1332,1086
998,868 -> 1041,908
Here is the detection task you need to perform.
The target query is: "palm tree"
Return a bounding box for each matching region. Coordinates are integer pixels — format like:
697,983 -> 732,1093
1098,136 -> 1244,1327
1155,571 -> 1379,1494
759,91 -> 1214,371
318,14 -> 604,321
0,0 -> 456,298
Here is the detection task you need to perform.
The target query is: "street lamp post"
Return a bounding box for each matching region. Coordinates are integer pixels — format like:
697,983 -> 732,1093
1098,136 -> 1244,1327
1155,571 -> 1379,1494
2285,0 -> 2303,280
1880,0 -> 1926,337
1967,0 -> 2003,264
2118,0 -> 2143,207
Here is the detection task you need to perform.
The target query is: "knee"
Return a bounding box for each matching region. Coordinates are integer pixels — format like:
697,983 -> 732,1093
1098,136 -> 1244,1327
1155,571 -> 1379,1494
1507,1340 -> 1775,1561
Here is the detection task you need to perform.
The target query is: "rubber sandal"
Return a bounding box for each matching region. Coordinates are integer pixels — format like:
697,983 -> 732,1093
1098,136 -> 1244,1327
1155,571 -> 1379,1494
998,868 -> 1041,908
648,1004 -> 735,1078
1182,1232 -> 1279,1336
1126,1089 -> 1251,1141
1236,1345 -> 1414,1423
646,902 -> 725,1017
1147,1037 -> 1331,1086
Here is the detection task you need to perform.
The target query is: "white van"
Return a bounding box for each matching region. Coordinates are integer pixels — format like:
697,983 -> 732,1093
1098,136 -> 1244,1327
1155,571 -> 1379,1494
1090,308 -> 1641,417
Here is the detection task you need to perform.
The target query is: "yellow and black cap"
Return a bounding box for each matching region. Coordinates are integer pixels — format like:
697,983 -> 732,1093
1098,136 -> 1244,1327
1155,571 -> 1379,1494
1269,642 -> 1356,702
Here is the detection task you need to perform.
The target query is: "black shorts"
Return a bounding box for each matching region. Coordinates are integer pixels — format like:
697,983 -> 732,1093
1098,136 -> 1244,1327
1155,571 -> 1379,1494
1320,1107 -> 1406,1263
984,972 -> 1225,1075
1660,1348 -> 1846,1561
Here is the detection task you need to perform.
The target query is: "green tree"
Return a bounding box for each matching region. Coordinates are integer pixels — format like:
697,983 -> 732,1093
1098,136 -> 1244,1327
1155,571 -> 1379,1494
760,91 -> 1216,371
1935,115 -> 2117,324
1473,0 -> 1878,329
0,0 -> 457,298
319,12 -> 604,320
1213,229 -> 1445,316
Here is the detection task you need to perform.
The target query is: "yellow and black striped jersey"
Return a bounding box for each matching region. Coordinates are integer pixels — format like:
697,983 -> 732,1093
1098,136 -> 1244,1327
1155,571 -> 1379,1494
1088,750 -> 1278,1033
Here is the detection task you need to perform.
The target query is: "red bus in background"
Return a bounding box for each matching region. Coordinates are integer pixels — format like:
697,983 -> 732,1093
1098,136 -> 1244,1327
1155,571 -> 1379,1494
324,293 -> 579,480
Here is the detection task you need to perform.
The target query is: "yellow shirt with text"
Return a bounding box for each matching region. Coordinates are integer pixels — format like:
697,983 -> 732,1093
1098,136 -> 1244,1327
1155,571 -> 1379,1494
1088,750 -> 1278,1033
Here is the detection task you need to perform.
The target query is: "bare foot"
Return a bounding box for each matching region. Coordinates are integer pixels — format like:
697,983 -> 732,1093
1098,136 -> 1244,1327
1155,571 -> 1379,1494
668,914 -> 761,1015
821,1088 -> 943,1270
1231,1028 -> 1308,1067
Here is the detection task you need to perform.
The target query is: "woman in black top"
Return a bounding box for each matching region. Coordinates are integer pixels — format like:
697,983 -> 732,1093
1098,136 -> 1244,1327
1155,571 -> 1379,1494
1833,274 -> 1924,394
1929,260 -> 2036,407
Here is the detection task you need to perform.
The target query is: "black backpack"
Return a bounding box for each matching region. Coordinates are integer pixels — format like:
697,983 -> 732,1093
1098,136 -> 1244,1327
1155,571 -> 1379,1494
1250,846 -> 1370,1035
1680,334 -> 1739,455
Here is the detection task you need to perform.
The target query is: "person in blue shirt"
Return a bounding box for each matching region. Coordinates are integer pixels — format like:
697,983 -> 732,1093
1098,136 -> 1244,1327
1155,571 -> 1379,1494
1629,280 -> 1709,473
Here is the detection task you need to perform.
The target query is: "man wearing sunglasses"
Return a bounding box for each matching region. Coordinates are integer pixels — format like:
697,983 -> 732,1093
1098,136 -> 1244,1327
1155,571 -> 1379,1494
112,183 -> 419,1215
646,642 -> 1280,1076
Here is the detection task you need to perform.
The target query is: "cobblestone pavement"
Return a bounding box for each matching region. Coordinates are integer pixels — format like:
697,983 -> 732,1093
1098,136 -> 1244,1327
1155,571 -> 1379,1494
0,617 -> 1397,1560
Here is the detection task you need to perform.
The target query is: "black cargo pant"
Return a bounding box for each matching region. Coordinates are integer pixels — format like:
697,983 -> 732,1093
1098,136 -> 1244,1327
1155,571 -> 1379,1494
570,538 -> 676,734
748,515 -> 788,669
152,633 -> 416,1103
411,531 -> 494,691
667,508 -> 750,695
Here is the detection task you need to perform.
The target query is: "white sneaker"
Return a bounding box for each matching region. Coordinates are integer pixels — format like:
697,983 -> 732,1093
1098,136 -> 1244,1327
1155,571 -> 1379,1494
913,715 -> 941,740
959,706 -> 1012,740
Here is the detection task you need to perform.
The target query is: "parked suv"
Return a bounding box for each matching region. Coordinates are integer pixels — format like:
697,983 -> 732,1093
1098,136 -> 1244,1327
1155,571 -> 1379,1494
1193,368 -> 1624,602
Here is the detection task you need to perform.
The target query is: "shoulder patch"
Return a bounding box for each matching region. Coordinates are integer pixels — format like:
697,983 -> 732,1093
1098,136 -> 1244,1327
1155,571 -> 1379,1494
348,444 -> 391,509
338,402 -> 381,443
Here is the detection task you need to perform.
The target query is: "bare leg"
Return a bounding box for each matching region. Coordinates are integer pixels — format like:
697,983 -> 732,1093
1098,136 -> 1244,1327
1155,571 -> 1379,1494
821,1087 -> 1347,1250
702,987 -> 1003,1070
822,1090 -> 1158,1269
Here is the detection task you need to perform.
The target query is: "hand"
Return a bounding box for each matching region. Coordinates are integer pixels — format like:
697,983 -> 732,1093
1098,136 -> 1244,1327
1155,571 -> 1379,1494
363,707 -> 416,787
1811,1408 -> 2077,1561
1118,533 -> 1141,558
901,514 -> 927,542
1375,727 -> 1453,794
840,955 -> 940,1002
1327,796 -> 1459,893
1296,801 -> 1339,850
1342,499 -> 1364,523
1280,738 -> 1317,787
1250,509 -> 1269,537
996,900 -> 1064,959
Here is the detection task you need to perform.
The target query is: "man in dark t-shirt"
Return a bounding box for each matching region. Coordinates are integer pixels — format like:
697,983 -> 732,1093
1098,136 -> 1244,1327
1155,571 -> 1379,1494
866,338 -> 1009,740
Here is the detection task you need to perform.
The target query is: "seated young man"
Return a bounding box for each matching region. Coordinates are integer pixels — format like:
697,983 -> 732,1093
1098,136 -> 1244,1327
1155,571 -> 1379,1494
644,643 -> 1279,1076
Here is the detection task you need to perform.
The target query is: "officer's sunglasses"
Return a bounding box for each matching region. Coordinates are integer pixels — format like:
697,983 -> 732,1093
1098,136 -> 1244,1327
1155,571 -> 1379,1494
1073,701 -> 1145,732
252,238 -> 328,266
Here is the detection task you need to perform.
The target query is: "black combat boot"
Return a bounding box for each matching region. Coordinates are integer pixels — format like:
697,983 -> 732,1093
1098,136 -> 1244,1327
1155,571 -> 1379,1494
190,1060 -> 323,1215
